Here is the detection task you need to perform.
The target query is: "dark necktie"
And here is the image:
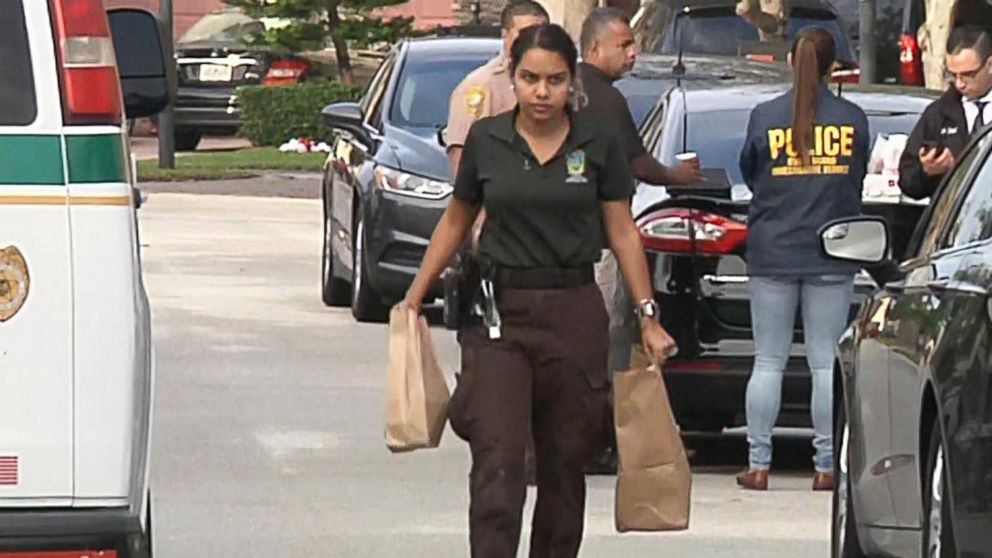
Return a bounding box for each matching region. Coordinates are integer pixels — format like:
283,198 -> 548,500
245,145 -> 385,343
973,101 -> 988,136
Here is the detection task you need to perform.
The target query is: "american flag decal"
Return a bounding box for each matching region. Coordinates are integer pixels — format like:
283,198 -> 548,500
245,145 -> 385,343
0,455 -> 18,486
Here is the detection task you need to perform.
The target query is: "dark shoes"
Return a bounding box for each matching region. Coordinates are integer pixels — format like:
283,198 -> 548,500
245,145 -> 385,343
736,468 -> 769,491
813,472 -> 835,491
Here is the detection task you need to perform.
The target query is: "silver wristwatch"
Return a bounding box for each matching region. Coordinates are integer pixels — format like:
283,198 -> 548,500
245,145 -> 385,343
635,298 -> 660,321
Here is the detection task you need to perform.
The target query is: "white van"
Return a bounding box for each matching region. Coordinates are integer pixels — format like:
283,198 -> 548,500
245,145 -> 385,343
0,1 -> 169,556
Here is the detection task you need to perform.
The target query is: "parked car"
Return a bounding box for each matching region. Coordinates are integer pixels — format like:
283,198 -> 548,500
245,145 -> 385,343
320,35 -> 501,322
830,126 -> 992,557
174,9 -> 313,151
620,54 -> 937,432
631,0 -> 859,79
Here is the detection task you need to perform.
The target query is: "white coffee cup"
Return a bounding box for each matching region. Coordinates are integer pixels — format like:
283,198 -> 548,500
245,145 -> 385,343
675,152 -> 699,165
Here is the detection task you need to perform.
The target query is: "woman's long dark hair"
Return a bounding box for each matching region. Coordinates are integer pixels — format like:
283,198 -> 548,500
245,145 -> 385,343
791,28 -> 836,164
509,23 -> 578,78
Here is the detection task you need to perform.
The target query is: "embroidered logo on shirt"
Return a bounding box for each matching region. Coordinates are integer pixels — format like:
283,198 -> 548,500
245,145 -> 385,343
940,127 -> 959,136
465,86 -> 486,117
565,150 -> 588,183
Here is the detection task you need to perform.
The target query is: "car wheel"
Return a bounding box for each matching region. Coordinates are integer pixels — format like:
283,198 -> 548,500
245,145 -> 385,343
174,129 -> 202,152
351,211 -> 389,323
321,205 -> 350,306
923,419 -> 956,557
832,401 -> 866,557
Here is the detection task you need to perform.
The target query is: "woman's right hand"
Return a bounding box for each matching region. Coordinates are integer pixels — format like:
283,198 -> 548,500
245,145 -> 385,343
399,293 -> 423,315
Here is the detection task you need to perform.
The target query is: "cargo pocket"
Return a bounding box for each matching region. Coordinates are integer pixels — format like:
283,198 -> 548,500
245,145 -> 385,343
448,345 -> 478,442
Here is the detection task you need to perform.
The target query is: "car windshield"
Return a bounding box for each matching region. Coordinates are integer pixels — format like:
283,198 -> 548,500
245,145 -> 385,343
178,12 -> 265,45
390,55 -> 495,131
661,108 -> 922,188
658,13 -> 853,61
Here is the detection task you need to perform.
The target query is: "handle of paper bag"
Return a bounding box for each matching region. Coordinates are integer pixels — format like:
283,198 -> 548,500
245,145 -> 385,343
630,345 -> 662,373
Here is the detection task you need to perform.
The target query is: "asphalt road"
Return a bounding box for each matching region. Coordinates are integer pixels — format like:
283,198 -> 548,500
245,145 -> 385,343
140,192 -> 831,557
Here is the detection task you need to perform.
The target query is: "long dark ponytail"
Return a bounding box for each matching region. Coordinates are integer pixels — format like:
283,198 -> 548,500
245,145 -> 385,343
790,28 -> 836,164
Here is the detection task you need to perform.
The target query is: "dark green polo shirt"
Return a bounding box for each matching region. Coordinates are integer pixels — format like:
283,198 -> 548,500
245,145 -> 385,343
453,109 -> 634,268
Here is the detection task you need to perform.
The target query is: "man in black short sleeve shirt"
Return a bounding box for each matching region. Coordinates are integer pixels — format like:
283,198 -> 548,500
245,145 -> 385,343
453,109 -> 634,268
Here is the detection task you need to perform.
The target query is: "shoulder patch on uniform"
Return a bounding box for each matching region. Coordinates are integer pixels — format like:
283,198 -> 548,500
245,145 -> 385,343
465,86 -> 487,117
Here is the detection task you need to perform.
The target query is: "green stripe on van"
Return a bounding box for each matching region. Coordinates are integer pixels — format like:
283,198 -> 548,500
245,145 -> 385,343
66,135 -> 125,184
0,135 -> 64,185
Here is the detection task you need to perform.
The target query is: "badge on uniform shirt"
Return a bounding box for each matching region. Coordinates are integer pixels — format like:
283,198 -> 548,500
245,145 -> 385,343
0,246 -> 30,323
565,150 -> 588,184
465,86 -> 487,117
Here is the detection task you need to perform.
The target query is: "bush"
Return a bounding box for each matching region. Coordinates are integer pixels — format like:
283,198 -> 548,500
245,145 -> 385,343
238,81 -> 363,146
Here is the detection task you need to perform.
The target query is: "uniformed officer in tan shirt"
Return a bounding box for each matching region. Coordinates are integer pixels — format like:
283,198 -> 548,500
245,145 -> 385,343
446,0 -> 549,178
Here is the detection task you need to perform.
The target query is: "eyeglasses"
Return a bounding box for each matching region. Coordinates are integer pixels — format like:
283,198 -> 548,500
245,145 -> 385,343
945,57 -> 992,83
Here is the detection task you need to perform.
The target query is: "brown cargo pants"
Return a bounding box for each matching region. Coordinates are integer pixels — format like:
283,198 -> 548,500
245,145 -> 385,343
449,283 -> 611,558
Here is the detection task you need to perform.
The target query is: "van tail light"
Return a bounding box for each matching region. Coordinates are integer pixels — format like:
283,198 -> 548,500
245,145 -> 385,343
899,34 -> 924,86
49,0 -> 123,125
638,208 -> 747,255
264,59 -> 309,86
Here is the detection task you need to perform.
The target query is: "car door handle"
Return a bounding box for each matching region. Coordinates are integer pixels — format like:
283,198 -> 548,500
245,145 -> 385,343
927,278 -> 950,293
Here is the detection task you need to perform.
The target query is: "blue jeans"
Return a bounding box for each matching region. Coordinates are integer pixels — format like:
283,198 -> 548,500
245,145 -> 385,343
746,274 -> 854,473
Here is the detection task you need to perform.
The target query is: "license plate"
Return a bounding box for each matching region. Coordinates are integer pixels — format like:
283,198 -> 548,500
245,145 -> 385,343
198,64 -> 232,82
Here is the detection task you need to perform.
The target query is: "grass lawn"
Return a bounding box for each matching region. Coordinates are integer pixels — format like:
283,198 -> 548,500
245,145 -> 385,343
137,147 -> 327,182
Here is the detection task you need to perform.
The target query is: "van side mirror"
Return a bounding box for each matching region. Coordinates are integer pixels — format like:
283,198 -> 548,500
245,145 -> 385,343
107,9 -> 172,118
819,216 -> 889,264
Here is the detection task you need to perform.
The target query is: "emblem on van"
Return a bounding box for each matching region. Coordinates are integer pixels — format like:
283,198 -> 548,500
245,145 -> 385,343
0,246 -> 29,323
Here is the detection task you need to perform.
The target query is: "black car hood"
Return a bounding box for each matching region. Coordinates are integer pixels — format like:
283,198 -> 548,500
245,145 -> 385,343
377,125 -> 449,183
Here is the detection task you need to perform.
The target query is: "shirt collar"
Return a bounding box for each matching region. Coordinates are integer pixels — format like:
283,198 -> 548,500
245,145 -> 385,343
488,108 -> 597,151
493,54 -> 510,75
963,88 -> 992,105
580,62 -> 615,84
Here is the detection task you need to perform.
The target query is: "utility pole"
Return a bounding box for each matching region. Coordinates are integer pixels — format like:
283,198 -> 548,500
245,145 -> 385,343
158,0 -> 176,169
858,0 -> 877,84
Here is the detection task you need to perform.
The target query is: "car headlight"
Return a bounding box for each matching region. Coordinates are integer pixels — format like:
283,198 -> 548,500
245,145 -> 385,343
374,166 -> 452,200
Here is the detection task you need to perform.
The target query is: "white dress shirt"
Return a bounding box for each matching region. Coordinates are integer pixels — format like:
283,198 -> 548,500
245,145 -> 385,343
963,89 -> 992,134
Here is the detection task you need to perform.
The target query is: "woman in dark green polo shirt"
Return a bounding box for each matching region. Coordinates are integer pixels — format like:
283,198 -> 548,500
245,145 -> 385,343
401,23 -> 676,558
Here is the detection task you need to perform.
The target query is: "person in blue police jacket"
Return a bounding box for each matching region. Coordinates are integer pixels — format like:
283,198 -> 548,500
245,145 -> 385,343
737,27 -> 869,492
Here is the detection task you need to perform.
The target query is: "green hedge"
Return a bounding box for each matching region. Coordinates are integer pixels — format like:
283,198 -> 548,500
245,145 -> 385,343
238,81 -> 363,146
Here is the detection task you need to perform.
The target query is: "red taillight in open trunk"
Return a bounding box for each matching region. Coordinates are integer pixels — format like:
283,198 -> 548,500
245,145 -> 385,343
637,208 -> 747,255
49,0 -> 123,125
264,59 -> 309,86
899,34 -> 924,86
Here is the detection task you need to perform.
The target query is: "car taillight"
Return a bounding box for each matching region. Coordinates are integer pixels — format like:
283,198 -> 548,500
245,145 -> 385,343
637,208 -> 747,255
899,34 -> 924,86
264,60 -> 309,86
831,65 -> 861,84
49,0 -> 123,125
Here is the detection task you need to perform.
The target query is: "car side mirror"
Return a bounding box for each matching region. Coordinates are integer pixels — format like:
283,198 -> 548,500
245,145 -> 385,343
322,101 -> 374,147
819,217 -> 889,264
107,9 -> 172,119
437,125 -> 448,147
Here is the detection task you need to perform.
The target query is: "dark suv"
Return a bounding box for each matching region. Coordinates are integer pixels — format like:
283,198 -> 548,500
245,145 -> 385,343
174,9 -> 313,151
319,35 -> 501,322
619,54 -> 936,432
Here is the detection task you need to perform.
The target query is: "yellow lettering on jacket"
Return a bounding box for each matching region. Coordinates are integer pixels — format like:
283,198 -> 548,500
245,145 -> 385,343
765,124 -> 857,177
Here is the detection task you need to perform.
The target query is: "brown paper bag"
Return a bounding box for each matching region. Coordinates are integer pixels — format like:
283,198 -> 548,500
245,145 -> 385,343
385,305 -> 451,453
614,346 -> 692,532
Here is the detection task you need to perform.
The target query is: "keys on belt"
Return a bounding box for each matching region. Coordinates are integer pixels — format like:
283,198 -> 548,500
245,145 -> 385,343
480,278 -> 502,340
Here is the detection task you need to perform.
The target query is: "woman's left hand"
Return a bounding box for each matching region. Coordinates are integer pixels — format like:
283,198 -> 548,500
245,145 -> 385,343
641,319 -> 678,366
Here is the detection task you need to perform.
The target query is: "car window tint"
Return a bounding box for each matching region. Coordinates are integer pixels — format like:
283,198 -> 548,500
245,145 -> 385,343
941,134 -> 992,249
360,54 -> 395,116
919,141 -> 987,255
657,14 -> 851,60
0,0 -> 36,126
389,56 -> 492,131
365,57 -> 396,129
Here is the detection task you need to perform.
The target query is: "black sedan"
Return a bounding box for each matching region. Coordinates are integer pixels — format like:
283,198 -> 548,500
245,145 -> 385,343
623,54 -> 936,432
174,9 -> 313,151
319,35 -> 501,322
831,126 -> 992,557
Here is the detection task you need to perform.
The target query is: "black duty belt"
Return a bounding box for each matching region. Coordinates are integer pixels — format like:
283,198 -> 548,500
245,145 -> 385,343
496,265 -> 595,289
